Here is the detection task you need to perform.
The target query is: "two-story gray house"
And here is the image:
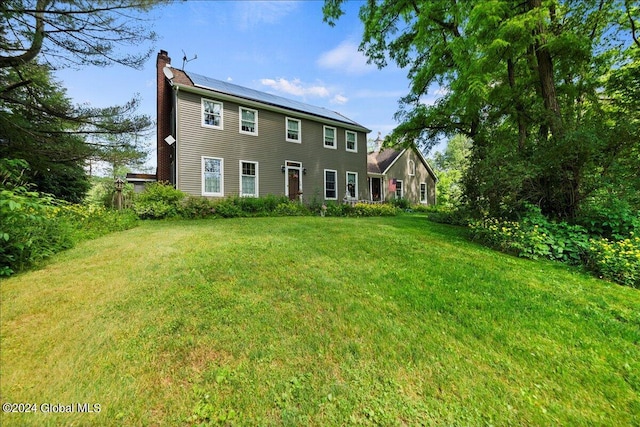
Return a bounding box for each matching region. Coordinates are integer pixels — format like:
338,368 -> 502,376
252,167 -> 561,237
155,50 -> 370,203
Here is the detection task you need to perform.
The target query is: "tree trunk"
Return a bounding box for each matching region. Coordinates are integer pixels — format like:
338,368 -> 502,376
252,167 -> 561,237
528,0 -> 564,140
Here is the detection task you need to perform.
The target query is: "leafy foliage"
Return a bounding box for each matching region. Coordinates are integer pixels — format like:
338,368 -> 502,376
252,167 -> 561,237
469,203 -> 639,287
132,182 -> 186,219
324,0 -> 639,219
0,159 -> 138,275
587,235 -> 640,288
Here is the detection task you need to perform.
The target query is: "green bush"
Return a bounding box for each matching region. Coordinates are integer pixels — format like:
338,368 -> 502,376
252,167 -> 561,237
179,196 -> 216,219
212,198 -> 244,218
133,182 -> 186,219
469,204 -> 589,264
577,201 -> 639,240
422,205 -> 471,226
351,203 -> 399,217
274,201 -> 310,216
1,159 -> 139,276
391,197 -> 411,210
586,235 -> 640,288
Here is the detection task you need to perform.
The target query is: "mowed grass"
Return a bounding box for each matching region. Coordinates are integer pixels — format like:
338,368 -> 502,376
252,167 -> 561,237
1,215 -> 639,426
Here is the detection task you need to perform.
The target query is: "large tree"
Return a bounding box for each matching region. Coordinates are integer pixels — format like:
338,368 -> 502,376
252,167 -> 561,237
0,0 -> 163,201
324,0 -> 640,219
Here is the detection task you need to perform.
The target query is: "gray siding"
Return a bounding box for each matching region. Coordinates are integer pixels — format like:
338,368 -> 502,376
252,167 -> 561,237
175,90 -> 368,202
383,149 -> 437,205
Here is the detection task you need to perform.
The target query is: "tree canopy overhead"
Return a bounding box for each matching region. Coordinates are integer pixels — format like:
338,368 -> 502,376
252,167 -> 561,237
1,0 -> 164,201
0,0 -> 162,69
324,0 -> 640,219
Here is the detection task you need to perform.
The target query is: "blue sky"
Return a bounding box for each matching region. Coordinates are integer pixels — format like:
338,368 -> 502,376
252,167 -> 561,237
54,1 -> 443,172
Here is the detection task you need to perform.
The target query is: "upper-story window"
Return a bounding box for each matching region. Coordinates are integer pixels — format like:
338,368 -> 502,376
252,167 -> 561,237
286,118 -> 301,143
202,99 -> 223,129
346,130 -> 357,152
239,107 -> 258,135
324,126 -> 337,149
408,159 -> 416,176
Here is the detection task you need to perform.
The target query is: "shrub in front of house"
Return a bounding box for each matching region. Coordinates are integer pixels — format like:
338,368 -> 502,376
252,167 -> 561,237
133,182 -> 186,219
274,201 -> 310,216
179,196 -> 216,219
391,197 -> 411,210
351,202 -> 399,217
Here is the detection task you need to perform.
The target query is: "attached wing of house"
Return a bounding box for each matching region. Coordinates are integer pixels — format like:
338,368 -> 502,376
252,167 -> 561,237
367,136 -> 438,205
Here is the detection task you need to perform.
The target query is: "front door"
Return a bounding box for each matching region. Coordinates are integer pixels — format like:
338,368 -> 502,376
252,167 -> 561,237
288,169 -> 300,200
371,177 -> 381,201
285,161 -> 302,201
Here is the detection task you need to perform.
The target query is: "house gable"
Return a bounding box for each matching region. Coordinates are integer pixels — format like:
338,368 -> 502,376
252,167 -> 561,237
367,145 -> 438,205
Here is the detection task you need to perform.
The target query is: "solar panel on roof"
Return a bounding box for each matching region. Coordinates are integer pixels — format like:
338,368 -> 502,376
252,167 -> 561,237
187,72 -> 365,128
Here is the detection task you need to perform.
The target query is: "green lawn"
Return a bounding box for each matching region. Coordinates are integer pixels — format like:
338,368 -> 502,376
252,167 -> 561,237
1,215 -> 639,426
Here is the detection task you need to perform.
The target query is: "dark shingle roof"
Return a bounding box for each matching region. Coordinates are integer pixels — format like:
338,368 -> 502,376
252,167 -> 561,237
367,148 -> 402,174
186,72 -> 367,129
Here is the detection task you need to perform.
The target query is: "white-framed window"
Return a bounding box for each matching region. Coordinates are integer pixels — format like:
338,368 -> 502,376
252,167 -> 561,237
324,126 -> 337,149
239,107 -> 258,135
286,117 -> 301,143
408,159 -> 416,176
395,179 -> 403,199
240,161 -> 258,197
346,171 -> 358,199
346,130 -> 357,152
324,169 -> 337,200
202,99 -> 223,129
202,157 -> 224,196
420,182 -> 427,203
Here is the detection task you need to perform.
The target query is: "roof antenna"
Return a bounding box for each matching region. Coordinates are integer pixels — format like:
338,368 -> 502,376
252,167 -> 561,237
181,50 -> 197,70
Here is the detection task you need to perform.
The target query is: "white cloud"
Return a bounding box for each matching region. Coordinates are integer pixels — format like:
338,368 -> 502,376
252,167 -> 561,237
317,41 -> 374,75
260,78 -> 330,98
236,1 -> 299,30
330,94 -> 349,105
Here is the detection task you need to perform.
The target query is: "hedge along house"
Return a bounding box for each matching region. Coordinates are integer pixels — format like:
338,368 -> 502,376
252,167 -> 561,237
367,135 -> 438,205
156,50 -> 370,203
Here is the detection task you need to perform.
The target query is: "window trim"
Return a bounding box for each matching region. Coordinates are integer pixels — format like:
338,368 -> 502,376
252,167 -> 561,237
323,125 -> 337,150
346,171 -> 358,200
239,160 -> 259,197
202,156 -> 224,197
345,130 -> 357,153
202,98 -> 223,130
395,179 -> 403,199
420,182 -> 427,204
286,117 -> 301,143
239,106 -> 258,136
324,169 -> 338,200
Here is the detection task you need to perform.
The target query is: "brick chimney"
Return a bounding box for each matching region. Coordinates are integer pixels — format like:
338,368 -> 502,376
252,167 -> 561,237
156,50 -> 173,183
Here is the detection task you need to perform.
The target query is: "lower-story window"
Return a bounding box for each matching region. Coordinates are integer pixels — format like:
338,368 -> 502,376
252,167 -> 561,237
346,171 -> 358,199
240,161 -> 258,197
420,182 -> 427,203
324,169 -> 337,200
202,156 -> 224,196
395,179 -> 403,199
